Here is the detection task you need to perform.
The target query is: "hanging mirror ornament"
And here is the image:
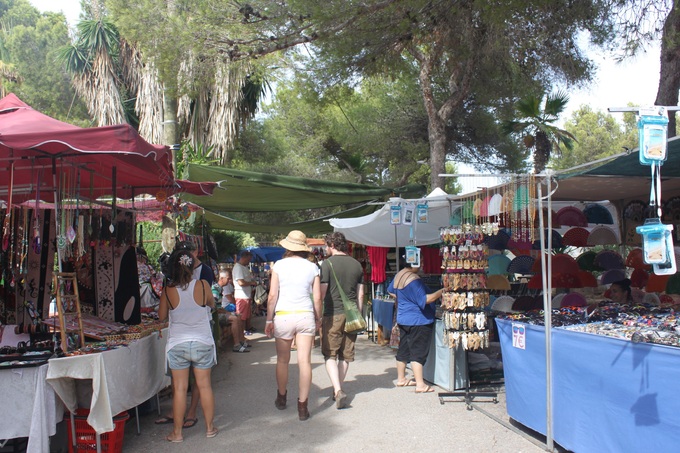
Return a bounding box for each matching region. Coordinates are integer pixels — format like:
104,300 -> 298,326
638,106 -> 668,165
390,199 -> 401,225
402,202 -> 415,226
405,245 -> 421,268
417,201 -> 429,223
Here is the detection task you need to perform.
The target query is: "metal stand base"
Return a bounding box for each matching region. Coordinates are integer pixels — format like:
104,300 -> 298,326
438,390 -> 498,410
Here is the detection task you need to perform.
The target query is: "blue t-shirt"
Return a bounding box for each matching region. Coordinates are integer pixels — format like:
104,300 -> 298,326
387,277 -> 435,326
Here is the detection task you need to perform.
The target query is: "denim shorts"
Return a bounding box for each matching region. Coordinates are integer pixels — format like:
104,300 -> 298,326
167,341 -> 215,370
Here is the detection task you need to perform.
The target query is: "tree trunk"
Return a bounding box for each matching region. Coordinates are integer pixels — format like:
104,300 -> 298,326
655,2 -> 680,137
163,86 -> 179,172
417,54 -> 447,191
534,131 -> 551,173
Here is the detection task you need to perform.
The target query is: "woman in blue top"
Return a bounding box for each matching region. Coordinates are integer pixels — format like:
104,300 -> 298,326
387,264 -> 444,393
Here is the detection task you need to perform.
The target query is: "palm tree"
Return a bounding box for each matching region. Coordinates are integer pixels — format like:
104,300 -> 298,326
503,91 -> 576,173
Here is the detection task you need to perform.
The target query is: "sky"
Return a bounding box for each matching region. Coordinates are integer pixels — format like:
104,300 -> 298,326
29,0 -> 664,194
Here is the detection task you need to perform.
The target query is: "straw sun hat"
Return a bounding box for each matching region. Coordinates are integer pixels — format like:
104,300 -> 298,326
280,230 -> 311,252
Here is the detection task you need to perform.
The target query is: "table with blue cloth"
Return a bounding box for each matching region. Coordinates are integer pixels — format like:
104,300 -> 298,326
496,318 -> 680,452
371,298 -> 395,344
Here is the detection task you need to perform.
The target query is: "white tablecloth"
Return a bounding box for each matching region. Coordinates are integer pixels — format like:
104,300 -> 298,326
0,364 -> 62,453
46,330 -> 168,434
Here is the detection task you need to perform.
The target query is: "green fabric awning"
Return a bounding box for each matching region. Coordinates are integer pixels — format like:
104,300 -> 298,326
200,203 -> 378,234
551,137 -> 680,202
183,164 -> 426,212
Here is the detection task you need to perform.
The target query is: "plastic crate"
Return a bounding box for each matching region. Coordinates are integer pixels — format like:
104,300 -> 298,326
65,409 -> 129,453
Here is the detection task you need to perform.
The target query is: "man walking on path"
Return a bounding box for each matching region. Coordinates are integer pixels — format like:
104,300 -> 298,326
233,251 -> 257,334
319,232 -> 364,409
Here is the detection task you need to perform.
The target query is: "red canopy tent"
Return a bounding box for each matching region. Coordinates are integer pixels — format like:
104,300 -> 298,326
0,93 -> 214,202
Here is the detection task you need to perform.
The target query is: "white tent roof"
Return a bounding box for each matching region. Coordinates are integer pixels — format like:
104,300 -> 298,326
329,188 -> 457,247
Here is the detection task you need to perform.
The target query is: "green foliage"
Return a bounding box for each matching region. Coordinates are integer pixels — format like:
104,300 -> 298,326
176,140 -> 218,179
555,105 -> 639,170
0,0 -> 89,122
137,221 -> 163,267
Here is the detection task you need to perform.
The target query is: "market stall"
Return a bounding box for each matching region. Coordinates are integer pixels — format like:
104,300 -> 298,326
0,93 -> 211,451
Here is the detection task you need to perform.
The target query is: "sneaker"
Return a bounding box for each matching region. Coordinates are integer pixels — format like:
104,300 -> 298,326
335,390 -> 347,409
241,341 -> 251,349
232,344 -> 250,353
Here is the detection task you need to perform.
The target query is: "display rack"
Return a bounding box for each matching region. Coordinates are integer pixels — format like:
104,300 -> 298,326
437,225 -> 497,407
53,272 -> 85,352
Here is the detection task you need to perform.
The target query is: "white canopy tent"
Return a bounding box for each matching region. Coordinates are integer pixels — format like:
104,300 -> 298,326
329,187 -> 459,247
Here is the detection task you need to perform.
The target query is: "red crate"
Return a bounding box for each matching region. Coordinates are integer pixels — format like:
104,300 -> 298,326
65,409 -> 129,453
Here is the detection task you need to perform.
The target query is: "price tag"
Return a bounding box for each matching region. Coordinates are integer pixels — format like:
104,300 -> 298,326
512,323 -> 526,350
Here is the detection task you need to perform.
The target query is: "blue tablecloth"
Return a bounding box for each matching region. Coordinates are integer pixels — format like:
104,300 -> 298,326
496,318 -> 680,452
372,299 -> 395,333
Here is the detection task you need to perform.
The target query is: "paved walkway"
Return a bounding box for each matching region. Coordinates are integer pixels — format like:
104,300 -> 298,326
122,317 -> 549,452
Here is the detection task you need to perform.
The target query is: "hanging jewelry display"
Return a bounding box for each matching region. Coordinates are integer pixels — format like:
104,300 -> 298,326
440,183 -> 492,351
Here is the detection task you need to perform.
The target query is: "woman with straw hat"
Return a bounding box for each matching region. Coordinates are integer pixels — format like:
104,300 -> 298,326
264,230 -> 322,420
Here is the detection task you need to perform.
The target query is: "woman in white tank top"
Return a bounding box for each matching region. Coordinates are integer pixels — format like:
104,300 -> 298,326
264,230 -> 322,421
159,250 -> 218,442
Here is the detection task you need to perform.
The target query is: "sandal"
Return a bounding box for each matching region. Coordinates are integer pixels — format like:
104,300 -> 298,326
155,416 -> 173,425
415,385 -> 435,393
396,379 -> 416,387
166,434 -> 183,443
206,428 -> 219,438
183,418 -> 198,428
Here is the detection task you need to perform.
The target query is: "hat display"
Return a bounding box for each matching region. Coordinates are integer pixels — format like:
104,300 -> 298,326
576,250 -> 601,272
578,271 -> 598,287
486,274 -> 511,291
491,295 -> 516,313
556,206 -> 588,227
562,227 -> 590,247
594,250 -> 625,270
600,269 -> 626,285
561,292 -> 587,307
487,254 -> 511,275
279,230 -> 311,252
507,255 -> 535,274
583,203 -> 614,224
587,225 -> 619,246
630,268 -> 649,288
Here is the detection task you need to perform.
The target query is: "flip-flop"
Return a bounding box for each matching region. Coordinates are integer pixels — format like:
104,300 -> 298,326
206,428 -> 219,438
155,416 -> 173,425
415,386 -> 435,393
396,379 -> 416,387
166,435 -> 183,443
183,418 -> 198,428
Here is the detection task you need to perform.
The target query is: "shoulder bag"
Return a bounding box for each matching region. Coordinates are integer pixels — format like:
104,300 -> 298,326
328,260 -> 366,334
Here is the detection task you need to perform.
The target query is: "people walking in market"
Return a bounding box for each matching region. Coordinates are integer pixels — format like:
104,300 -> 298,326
319,232 -> 364,409
216,269 -> 250,352
264,230 -> 322,421
387,263 -> 444,393
233,250 -> 257,334
158,249 -> 218,441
